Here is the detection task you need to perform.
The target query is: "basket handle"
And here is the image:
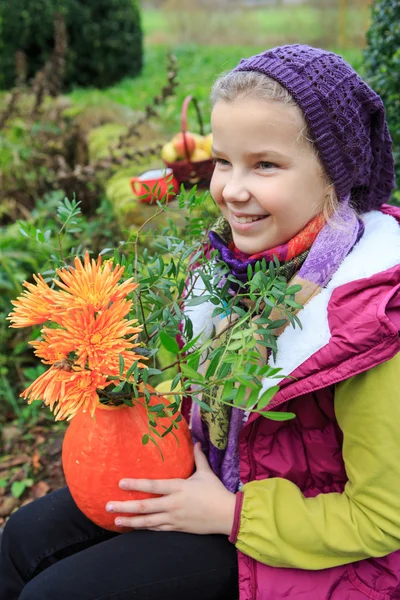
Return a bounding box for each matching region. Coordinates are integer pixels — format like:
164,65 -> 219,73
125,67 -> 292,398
180,95 -> 205,162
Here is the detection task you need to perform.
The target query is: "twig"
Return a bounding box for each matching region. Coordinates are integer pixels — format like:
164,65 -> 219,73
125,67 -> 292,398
0,88 -> 20,130
116,54 -> 179,149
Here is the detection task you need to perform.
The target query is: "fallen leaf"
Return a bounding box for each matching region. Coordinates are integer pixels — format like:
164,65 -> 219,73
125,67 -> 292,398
46,436 -> 64,456
0,496 -> 19,517
0,455 -> 30,469
20,498 -> 34,507
32,481 -> 50,499
7,468 -> 25,486
32,449 -> 41,473
2,425 -> 22,451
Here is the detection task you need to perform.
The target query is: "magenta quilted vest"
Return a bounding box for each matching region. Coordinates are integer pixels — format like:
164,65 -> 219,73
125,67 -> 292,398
236,207 -> 400,599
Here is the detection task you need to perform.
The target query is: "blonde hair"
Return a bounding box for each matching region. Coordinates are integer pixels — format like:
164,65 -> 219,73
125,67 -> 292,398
211,70 -> 340,221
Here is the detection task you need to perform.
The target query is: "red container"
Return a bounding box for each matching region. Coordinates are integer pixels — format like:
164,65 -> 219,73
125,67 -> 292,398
130,168 -> 179,204
163,95 -> 215,187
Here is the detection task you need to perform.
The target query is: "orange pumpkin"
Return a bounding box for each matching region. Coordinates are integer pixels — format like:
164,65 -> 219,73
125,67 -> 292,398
62,390 -> 194,532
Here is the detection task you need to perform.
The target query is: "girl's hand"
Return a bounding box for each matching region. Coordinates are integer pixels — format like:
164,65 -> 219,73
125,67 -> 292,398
106,443 -> 236,535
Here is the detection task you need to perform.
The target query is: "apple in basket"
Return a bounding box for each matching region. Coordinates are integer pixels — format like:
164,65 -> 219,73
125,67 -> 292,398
161,142 -> 179,163
172,132 -> 196,159
202,133 -> 213,157
161,132 -> 213,163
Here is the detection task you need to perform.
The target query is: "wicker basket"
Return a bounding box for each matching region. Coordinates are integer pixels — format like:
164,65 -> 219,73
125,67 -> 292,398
162,95 -> 215,187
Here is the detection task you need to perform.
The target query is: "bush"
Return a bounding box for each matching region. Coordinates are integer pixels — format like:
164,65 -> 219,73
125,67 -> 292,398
0,0 -> 143,90
364,0 -> 400,199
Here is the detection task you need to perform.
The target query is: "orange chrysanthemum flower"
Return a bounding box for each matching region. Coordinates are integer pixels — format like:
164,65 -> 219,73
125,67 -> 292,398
21,365 -> 109,420
31,300 -> 145,374
8,252 -> 137,329
54,253 -> 138,313
8,274 -> 66,328
9,252 -> 148,421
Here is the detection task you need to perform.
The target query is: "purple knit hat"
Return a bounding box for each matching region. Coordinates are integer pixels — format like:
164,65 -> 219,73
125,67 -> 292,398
234,45 -> 395,212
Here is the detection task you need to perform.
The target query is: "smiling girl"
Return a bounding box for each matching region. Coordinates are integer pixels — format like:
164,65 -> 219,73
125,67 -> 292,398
1,45 -> 400,600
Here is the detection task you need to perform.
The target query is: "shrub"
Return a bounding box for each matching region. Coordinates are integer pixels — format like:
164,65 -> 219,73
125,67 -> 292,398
0,0 -> 143,90
364,0 -> 400,200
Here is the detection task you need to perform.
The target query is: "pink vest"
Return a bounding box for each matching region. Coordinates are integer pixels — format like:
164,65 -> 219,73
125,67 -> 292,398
235,207 -> 400,599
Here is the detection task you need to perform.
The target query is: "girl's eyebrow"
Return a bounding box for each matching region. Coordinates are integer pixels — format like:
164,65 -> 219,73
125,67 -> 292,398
244,150 -> 287,159
212,147 -> 287,159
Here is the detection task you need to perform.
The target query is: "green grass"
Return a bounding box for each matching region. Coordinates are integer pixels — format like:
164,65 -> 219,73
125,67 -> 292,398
142,6 -> 370,48
67,41 -> 363,139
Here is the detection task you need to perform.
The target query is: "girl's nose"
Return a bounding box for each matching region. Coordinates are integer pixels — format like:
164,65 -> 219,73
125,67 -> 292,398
222,178 -> 251,203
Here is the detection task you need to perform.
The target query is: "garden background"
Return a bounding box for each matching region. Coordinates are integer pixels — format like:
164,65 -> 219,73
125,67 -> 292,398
0,0 -> 398,524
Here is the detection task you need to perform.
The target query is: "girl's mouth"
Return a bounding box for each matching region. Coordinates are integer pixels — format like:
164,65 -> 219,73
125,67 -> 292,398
231,213 -> 269,230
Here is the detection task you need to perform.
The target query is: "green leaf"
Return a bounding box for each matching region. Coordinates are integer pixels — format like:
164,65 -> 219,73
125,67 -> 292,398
180,331 -> 202,353
226,340 -> 244,351
211,307 -> 227,318
149,404 -> 166,413
162,424 -> 173,437
126,360 -> 139,380
232,305 -> 247,317
146,368 -> 163,376
142,434 -> 149,445
285,299 -> 303,309
286,284 -> 302,295
257,386 -> 280,410
170,373 -> 181,391
11,479 -> 33,499
186,352 -> 201,372
193,398 -> 213,412
181,364 -> 204,382
205,352 -> 223,379
217,362 -> 232,379
257,365 -> 282,377
263,411 -> 296,421
159,331 -> 179,354
233,384 -> 247,406
246,387 -> 260,409
119,355 -> 125,377
185,296 -> 210,307
222,380 -> 234,400
112,382 -> 125,393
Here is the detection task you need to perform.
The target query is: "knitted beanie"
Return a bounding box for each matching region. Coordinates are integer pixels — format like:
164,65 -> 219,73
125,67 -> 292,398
234,45 -> 395,212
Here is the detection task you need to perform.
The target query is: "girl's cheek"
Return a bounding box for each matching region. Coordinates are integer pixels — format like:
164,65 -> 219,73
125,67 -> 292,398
210,175 -> 222,204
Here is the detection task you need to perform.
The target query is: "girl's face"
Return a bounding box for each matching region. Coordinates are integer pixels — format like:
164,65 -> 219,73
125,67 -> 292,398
210,98 -> 329,254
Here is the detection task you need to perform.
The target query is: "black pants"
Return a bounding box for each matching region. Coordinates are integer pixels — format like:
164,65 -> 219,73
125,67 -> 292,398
0,487 -> 239,600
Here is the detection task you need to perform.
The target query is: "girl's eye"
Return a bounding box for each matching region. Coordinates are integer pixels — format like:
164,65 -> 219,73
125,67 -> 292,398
213,157 -> 231,167
257,161 -> 277,170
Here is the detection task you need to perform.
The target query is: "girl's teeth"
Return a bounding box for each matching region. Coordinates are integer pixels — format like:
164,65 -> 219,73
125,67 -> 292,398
232,215 -> 265,224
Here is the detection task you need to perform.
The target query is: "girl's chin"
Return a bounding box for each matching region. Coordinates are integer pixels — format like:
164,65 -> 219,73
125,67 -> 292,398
233,233 -> 281,255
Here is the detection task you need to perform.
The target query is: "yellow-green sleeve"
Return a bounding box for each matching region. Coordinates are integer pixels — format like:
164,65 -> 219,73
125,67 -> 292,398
234,353 -> 400,569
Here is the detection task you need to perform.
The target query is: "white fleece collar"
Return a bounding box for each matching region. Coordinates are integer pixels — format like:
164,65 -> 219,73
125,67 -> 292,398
185,211 -> 400,392
260,210 -> 400,393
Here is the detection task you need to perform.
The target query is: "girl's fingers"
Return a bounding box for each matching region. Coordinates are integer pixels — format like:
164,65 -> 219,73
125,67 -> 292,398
147,524 -> 174,532
193,442 -> 211,471
118,478 -> 182,495
106,496 -> 168,515
115,513 -> 171,530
